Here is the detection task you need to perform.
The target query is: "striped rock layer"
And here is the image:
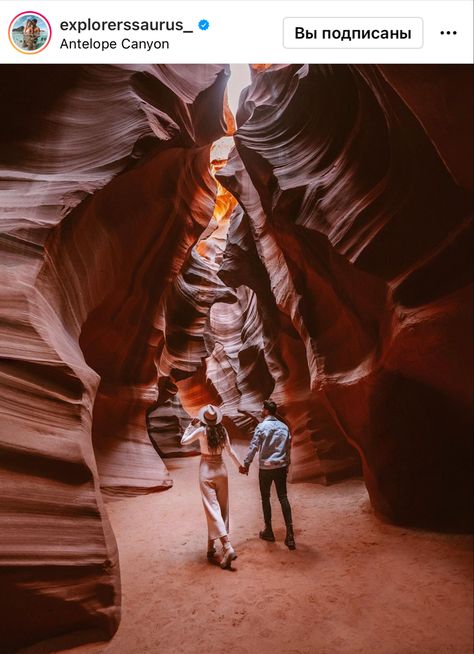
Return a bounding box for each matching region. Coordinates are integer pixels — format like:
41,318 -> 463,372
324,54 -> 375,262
223,64 -> 472,525
0,64 -> 229,652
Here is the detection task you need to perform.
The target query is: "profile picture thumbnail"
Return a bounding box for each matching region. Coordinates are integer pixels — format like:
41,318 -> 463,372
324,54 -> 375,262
9,11 -> 51,54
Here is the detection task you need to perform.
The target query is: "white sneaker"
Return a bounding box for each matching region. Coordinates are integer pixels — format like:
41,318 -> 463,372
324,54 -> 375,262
220,545 -> 237,569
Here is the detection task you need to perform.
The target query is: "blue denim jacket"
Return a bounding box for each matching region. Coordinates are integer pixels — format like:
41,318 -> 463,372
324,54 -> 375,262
244,416 -> 291,469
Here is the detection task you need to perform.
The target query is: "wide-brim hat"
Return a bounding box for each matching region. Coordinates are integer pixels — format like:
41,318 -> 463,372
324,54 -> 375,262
197,404 -> 223,426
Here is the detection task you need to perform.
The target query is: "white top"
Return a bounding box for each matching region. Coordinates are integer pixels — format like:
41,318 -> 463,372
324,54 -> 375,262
181,424 -> 242,471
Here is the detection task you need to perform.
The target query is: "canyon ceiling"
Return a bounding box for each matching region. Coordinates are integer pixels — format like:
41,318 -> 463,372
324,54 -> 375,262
0,64 -> 472,652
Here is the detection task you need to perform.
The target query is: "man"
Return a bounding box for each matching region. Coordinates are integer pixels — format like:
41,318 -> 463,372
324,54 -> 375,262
23,18 -> 41,51
240,400 -> 296,549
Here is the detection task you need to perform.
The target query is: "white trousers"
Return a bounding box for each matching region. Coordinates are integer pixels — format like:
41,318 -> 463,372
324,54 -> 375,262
199,455 -> 229,540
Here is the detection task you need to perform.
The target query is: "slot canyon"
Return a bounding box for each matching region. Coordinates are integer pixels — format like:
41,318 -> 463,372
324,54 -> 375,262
0,64 -> 472,654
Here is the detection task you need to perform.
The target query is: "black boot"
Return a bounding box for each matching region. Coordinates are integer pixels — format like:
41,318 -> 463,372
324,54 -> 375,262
285,525 -> 296,550
259,523 -> 275,542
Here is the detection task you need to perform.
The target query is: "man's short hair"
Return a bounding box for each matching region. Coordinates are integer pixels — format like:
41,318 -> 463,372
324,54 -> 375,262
263,400 -> 277,415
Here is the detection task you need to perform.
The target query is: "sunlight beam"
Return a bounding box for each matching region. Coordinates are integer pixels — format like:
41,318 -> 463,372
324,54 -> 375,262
227,64 -> 252,116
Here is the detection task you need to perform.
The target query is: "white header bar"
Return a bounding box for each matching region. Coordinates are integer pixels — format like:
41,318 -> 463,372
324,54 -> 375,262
1,1 -> 472,63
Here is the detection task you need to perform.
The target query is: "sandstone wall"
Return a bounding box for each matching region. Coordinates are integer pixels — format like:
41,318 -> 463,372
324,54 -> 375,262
220,64 -> 472,528
0,64 -> 228,652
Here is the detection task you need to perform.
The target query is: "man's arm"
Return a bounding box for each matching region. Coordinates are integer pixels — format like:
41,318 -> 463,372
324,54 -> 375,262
286,427 -> 292,467
243,426 -> 262,469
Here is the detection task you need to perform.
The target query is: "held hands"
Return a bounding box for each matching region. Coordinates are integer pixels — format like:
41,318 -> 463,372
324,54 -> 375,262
239,465 -> 249,476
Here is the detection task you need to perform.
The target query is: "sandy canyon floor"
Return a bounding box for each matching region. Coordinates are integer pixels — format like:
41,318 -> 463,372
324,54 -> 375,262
65,448 -> 473,654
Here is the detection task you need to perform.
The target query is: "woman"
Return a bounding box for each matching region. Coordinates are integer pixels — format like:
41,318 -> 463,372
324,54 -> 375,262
23,18 -> 41,51
22,20 -> 34,49
181,404 -> 243,569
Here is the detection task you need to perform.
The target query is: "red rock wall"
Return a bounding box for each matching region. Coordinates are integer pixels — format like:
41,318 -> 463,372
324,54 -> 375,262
221,64 -> 472,528
0,64 -> 228,652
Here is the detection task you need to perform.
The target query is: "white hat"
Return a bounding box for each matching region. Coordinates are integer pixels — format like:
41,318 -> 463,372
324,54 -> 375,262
197,404 -> 223,425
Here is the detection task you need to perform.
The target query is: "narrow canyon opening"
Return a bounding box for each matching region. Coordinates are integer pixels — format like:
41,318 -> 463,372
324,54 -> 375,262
144,64 -> 363,487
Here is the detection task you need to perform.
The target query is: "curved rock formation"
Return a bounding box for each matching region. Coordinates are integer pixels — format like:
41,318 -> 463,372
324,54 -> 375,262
0,64 -> 229,652
222,64 -> 472,528
216,155 -> 363,482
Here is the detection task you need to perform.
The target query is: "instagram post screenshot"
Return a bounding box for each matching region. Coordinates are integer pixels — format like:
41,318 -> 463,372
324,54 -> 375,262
0,1 -> 473,653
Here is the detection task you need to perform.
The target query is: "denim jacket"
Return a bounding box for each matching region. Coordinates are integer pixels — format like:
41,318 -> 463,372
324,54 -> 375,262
244,416 -> 291,469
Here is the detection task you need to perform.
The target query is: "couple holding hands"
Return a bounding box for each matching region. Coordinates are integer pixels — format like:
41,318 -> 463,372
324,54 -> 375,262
181,399 -> 296,569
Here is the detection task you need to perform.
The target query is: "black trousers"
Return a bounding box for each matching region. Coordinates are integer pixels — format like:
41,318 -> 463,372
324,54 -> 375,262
258,466 -> 293,527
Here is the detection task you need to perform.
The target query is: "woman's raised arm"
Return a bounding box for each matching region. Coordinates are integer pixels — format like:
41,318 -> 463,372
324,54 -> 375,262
180,422 -> 203,445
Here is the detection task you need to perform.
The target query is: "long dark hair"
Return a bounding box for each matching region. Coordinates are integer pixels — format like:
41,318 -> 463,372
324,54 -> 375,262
204,423 -> 227,453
